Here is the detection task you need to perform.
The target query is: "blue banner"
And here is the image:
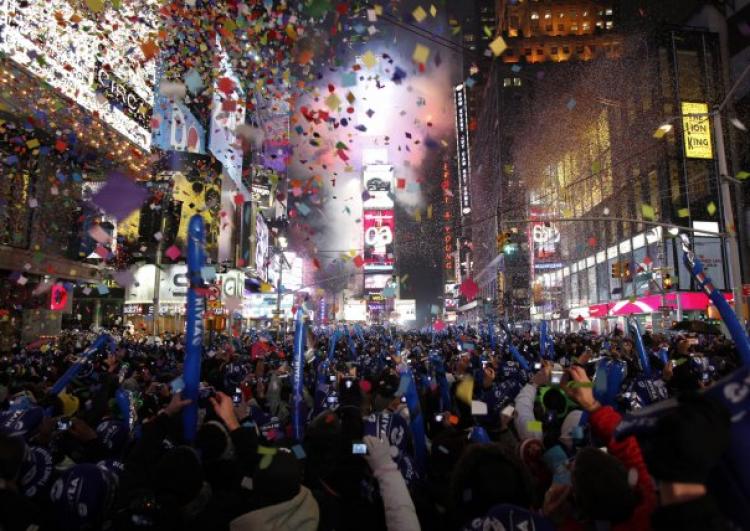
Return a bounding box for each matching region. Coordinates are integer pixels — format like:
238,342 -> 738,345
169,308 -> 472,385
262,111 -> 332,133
292,308 -> 306,441
182,214 -> 206,442
400,367 -> 426,469
540,320 -> 548,360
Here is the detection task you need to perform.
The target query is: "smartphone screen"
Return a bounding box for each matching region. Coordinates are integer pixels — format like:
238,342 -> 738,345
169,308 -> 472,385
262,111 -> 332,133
344,379 -> 353,389
434,414 -> 444,422
352,443 -> 368,455
170,376 -> 185,394
233,387 -> 242,404
57,418 -> 71,431
551,370 -> 563,385
329,375 -> 336,382
534,362 -> 542,370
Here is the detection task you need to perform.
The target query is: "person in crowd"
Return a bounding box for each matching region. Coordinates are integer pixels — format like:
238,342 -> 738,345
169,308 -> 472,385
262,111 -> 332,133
0,321 -> 744,530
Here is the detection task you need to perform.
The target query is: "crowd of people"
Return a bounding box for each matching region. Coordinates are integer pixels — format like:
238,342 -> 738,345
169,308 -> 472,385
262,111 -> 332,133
0,320 -> 746,530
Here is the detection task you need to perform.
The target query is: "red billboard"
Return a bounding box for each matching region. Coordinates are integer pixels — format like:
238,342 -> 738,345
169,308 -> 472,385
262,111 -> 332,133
363,209 -> 395,271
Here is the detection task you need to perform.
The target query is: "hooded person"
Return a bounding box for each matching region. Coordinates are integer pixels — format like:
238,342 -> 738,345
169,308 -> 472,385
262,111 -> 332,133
230,446 -> 319,531
49,463 -> 118,530
0,433 -> 47,531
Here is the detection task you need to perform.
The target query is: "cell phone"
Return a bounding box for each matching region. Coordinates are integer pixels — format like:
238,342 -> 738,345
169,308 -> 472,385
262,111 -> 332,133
534,362 -> 542,370
199,386 -> 216,400
352,442 -> 368,455
434,414 -> 444,422
551,369 -> 563,385
170,377 -> 185,394
57,418 -> 72,431
329,375 -> 336,382
688,338 -> 699,346
326,395 -> 338,404
501,405 -> 515,417
344,379 -> 353,389
481,360 -> 488,368
233,387 -> 242,404
400,396 -> 407,403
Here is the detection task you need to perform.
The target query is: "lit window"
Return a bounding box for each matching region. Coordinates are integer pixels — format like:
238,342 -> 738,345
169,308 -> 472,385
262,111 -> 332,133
531,12 -> 540,20
559,12 -> 565,17
583,22 -> 590,31
513,78 -> 522,86
503,78 -> 512,87
606,8 -> 613,15
544,12 -> 552,19
596,20 -> 603,28
571,24 -> 578,31
583,10 -> 588,17
606,20 -> 613,29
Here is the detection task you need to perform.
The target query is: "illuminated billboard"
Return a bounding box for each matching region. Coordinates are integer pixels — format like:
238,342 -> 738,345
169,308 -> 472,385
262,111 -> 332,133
529,207 -> 561,273
363,209 -> 395,271
363,165 -> 395,209
394,299 -> 417,322
267,252 -> 305,292
255,214 -> 269,281
454,84 -> 471,216
209,37 -> 246,187
364,274 -> 393,291
681,102 -> 713,160
0,1 -> 157,150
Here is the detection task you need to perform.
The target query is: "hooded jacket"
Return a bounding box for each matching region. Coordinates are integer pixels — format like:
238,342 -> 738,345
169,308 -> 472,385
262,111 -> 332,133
230,486 -> 320,531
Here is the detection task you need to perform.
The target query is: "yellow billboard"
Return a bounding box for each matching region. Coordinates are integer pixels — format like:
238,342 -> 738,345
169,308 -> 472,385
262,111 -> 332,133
681,102 -> 713,159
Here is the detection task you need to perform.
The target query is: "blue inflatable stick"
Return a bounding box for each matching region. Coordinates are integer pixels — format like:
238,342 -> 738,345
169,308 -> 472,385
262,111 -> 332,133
292,308 -> 306,441
49,333 -> 113,396
182,214 -> 206,443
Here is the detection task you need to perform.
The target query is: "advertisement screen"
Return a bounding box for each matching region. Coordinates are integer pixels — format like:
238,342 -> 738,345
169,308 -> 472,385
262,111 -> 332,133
363,210 -> 395,271
364,274 -> 393,291
363,165 -> 395,209
242,294 -> 294,319
255,214 -> 269,281
394,299 -> 417,321
344,300 -> 368,322
0,1 -> 157,149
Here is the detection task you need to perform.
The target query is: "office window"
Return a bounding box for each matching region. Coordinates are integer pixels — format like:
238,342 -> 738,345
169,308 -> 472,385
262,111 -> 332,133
558,23 -> 565,31
596,20 -> 603,28
576,45 -> 584,54
513,77 -> 522,87
571,24 -> 578,31
563,46 -> 570,54
606,21 -> 613,29
582,22 -> 590,31
551,46 -> 558,54
546,24 -> 553,31
525,48 -> 532,55
605,8 -> 613,15
503,78 -> 512,87
560,12 -> 565,18
583,10 -> 588,17
544,11 -> 552,19
531,12 -> 540,20
537,48 -> 543,55
570,11 -> 577,18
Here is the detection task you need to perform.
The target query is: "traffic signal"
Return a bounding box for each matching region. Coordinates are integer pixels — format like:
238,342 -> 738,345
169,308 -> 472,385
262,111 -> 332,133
663,273 -> 673,290
611,262 -> 622,278
622,262 -> 632,281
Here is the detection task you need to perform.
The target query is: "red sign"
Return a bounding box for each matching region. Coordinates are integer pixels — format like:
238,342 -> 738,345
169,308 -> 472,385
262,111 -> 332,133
363,209 -> 395,270
743,284 -> 750,297
50,284 -> 68,311
588,292 -> 733,317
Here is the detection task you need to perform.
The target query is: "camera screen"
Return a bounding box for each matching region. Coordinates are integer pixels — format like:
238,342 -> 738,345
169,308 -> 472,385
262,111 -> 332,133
551,370 -> 563,385
534,362 -> 542,370
352,443 -> 368,455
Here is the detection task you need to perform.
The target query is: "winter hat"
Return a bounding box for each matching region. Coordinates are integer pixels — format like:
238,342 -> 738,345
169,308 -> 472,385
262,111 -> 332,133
252,446 -> 302,507
196,421 -> 235,462
96,420 -> 129,455
573,447 -> 638,523
461,504 -> 556,531
0,406 -> 44,439
19,445 -> 54,497
153,446 -> 205,507
49,463 -> 117,530
58,392 -> 80,417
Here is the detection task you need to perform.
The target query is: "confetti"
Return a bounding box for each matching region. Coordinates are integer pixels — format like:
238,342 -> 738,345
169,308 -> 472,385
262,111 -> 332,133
489,36 -> 507,56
